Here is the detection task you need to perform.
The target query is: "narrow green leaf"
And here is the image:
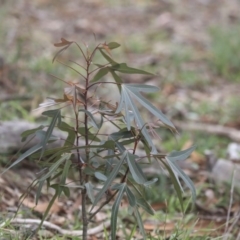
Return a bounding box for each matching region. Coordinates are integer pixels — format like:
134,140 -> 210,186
40,109 -> 61,159
129,89 -> 175,131
94,172 -> 107,181
110,128 -> 134,141
40,153 -> 71,181
72,141 -> 115,151
85,182 -> 95,204
36,179 -> 45,205
167,158 -> 196,203
120,138 -> 136,146
126,84 -> 159,92
115,141 -> 126,153
126,153 -> 146,184
115,83 -> 176,154
110,63 -> 153,75
1,143 -> 42,175
100,140 -> 116,149
91,67 -> 109,82
136,197 -> 155,215
167,145 -> 196,162
79,109 -> 102,129
92,152 -> 126,209
159,158 -> 184,211
60,158 -> 72,185
107,42 -> 121,49
103,152 -> 122,159
111,183 -> 124,190
111,184 -> 126,240
42,109 -> 61,123
62,186 -> 70,198
104,149 -> 115,175
78,127 -> 101,142
58,122 -> 75,146
144,178 -> 158,187
126,187 -> 136,207
31,146 -> 71,161
123,87 -> 158,153
36,129 -> 59,142
141,138 -> 152,162
99,49 -> 117,65
108,69 -> 122,91
134,207 -> 146,239
21,125 -> 45,142
38,191 -> 58,230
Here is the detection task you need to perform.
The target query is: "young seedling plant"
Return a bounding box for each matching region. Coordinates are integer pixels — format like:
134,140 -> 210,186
3,38 -> 196,240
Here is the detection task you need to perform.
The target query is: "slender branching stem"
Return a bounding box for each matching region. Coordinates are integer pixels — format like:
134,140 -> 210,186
69,60 -> 87,71
80,50 -> 95,240
74,42 -> 88,62
56,60 -> 87,80
49,74 -> 72,85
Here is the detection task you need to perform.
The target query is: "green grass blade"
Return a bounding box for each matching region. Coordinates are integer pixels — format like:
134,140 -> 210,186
134,207 -> 146,239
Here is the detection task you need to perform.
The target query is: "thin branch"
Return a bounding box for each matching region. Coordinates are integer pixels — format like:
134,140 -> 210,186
0,218 -> 110,236
102,115 -> 121,130
56,60 -> 86,80
89,191 -> 118,221
89,43 -> 101,63
49,74 -> 71,85
69,60 -> 86,71
74,42 -> 87,62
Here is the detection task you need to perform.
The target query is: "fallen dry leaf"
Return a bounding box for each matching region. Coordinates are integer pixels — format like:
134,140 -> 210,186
22,198 -> 62,214
182,141 -> 206,165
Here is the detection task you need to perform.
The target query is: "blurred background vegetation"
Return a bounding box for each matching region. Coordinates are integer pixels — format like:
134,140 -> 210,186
1,0 -> 240,155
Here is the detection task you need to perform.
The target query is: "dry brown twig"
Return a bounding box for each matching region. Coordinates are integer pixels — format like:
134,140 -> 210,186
0,218 -> 110,236
174,121 -> 240,142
